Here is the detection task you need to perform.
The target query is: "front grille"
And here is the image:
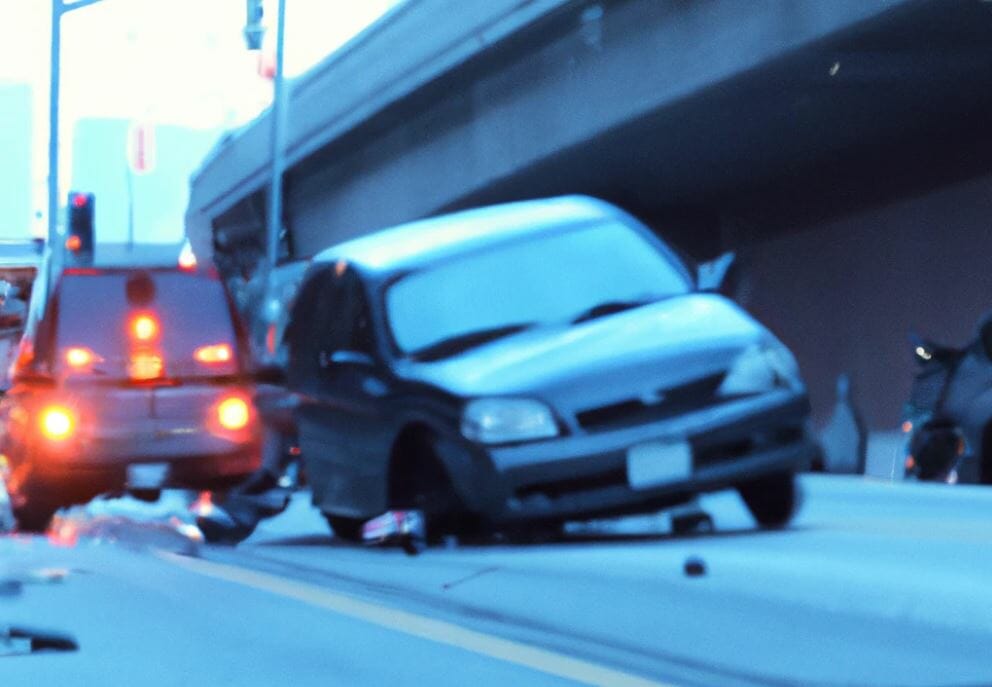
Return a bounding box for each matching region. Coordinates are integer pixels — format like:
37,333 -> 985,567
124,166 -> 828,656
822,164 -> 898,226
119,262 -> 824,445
575,372 -> 727,431
693,425 -> 804,468
515,466 -> 627,500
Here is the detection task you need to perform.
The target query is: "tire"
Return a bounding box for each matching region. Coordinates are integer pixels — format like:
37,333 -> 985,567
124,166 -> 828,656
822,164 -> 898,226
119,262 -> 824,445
197,514 -> 257,545
737,471 -> 799,529
324,514 -> 365,542
389,435 -> 468,543
671,511 -> 715,536
13,501 -> 57,533
128,489 -> 162,503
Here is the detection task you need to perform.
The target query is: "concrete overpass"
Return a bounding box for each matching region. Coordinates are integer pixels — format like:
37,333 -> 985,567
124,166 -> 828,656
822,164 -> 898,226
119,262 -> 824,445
186,0 -> 992,430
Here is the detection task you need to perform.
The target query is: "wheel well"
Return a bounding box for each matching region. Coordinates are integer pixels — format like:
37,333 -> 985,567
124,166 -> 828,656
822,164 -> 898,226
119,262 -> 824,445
387,424 -> 446,506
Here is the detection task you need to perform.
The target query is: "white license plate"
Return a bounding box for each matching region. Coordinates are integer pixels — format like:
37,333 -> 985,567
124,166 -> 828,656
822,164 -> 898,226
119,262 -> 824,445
627,440 -> 692,490
126,463 -> 169,489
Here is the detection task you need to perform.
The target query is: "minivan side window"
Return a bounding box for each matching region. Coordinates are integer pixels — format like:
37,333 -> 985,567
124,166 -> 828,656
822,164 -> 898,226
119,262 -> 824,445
286,270 -> 328,393
316,267 -> 374,356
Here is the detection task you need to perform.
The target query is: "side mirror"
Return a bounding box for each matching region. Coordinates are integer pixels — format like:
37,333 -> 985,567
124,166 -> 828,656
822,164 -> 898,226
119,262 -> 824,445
697,251 -> 737,293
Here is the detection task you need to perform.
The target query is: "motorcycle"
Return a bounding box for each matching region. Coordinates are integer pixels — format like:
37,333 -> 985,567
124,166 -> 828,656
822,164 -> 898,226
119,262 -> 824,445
901,317 -> 992,483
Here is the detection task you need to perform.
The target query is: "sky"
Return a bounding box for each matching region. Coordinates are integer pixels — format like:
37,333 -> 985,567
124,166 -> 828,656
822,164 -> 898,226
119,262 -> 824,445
0,0 -> 400,238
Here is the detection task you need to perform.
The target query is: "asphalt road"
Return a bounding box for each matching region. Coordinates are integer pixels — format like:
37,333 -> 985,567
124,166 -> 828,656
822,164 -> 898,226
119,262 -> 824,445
3,475 -> 991,687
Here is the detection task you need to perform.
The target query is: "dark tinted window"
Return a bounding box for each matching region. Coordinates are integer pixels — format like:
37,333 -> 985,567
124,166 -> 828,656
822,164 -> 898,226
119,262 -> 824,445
52,270 -> 240,378
318,268 -> 374,354
286,266 -> 375,391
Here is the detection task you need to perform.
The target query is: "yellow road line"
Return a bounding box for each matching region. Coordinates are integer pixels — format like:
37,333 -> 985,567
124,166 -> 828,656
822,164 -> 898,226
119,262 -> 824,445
158,551 -> 674,687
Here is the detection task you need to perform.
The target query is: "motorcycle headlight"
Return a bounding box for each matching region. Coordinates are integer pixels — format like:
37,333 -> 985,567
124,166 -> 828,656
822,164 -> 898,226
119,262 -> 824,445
461,398 -> 559,444
719,341 -> 801,396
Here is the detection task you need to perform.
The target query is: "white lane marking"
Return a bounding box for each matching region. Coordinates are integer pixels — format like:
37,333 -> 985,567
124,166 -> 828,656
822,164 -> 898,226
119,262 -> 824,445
158,551 -> 673,687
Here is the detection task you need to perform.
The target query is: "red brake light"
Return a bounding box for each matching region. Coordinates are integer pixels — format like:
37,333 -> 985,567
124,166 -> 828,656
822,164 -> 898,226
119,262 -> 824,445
217,396 -> 250,431
39,405 -> 76,441
128,352 -> 163,381
266,324 -> 277,356
65,235 -> 82,252
194,343 -> 233,365
72,194 -> 88,208
130,314 -> 159,342
65,346 -> 101,369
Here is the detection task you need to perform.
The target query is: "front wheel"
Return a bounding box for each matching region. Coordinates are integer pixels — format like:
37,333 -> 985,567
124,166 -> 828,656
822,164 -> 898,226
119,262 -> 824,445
324,514 -> 365,542
737,471 -> 799,529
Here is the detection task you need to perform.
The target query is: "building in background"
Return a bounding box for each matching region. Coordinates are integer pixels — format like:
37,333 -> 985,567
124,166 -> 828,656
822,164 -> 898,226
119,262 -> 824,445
0,83 -> 33,239
71,118 -> 220,244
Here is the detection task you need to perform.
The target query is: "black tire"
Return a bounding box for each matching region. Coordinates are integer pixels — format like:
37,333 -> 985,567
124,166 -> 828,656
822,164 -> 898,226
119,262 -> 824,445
197,513 -> 258,545
671,511 -> 715,536
503,520 -> 564,545
389,434 -> 468,543
737,471 -> 799,529
128,489 -> 162,503
13,501 -> 57,533
324,514 -> 365,542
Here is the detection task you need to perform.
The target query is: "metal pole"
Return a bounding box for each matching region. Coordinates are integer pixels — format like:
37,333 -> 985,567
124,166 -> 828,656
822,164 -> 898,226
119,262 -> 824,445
266,0 -> 287,292
47,0 -> 104,291
47,0 -> 63,287
125,165 -> 135,249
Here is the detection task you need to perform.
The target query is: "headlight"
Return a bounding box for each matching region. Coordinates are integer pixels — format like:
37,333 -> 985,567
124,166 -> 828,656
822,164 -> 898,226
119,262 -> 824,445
719,341 -> 801,396
461,398 -> 559,444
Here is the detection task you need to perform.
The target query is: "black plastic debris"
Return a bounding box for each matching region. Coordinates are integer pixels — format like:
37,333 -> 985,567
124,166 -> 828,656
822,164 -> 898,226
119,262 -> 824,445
1,626 -> 78,656
683,556 -> 706,577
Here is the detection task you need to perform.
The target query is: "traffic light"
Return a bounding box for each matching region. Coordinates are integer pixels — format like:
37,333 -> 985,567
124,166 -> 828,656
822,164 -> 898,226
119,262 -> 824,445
244,0 -> 265,50
66,191 -> 94,256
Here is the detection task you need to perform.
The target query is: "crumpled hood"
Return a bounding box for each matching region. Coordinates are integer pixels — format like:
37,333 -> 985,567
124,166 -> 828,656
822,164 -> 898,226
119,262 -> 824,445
398,294 -> 770,406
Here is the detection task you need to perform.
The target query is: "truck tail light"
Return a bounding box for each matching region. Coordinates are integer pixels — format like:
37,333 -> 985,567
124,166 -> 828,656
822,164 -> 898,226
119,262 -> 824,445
128,352 -> 164,381
64,346 -> 103,370
194,343 -> 233,365
39,405 -> 76,441
217,396 -> 250,431
129,313 -> 159,342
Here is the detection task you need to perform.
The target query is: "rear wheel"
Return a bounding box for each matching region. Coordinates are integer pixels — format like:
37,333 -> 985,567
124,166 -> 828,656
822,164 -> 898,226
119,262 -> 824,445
128,489 -> 161,503
737,471 -> 799,529
324,514 -> 365,542
13,500 -> 57,533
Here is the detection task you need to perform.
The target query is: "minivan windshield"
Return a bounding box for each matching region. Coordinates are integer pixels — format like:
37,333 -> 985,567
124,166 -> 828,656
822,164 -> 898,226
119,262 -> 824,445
52,270 -> 240,379
385,221 -> 690,357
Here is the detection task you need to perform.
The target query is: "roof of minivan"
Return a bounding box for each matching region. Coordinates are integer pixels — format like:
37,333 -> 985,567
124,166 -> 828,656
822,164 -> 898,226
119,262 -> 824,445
312,196 -> 630,276
80,242 -> 186,269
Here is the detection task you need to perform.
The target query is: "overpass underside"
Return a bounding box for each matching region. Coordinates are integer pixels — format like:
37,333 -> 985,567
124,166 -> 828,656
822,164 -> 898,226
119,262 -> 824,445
192,0 -> 992,427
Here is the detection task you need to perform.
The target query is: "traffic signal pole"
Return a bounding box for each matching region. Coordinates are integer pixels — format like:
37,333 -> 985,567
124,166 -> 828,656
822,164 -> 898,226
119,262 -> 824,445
47,0 -> 103,290
266,0 -> 287,294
